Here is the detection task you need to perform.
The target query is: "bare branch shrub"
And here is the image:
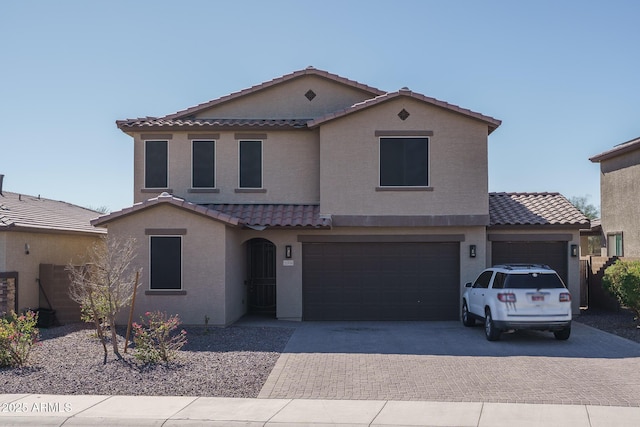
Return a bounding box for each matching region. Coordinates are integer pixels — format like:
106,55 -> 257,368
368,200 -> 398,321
67,236 -> 139,363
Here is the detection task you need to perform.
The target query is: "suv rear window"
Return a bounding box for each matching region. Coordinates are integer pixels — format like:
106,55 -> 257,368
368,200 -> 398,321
504,273 -> 566,289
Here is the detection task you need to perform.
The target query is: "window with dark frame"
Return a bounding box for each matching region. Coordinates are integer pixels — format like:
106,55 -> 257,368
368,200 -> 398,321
150,236 -> 182,290
145,140 -> 168,188
379,137 -> 429,187
192,140 -> 215,188
239,140 -> 262,188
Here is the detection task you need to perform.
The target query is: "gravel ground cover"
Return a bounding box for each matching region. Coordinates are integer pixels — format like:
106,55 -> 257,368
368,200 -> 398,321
1,309 -> 638,398
576,307 -> 640,344
0,323 -> 294,397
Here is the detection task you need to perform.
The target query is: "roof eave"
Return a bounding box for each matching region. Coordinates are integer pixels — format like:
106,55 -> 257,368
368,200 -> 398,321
590,137 -> 640,163
161,67 -> 386,121
308,91 -> 501,134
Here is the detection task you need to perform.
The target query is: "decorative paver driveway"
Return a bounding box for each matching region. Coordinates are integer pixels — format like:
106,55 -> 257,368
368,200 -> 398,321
259,321 -> 640,406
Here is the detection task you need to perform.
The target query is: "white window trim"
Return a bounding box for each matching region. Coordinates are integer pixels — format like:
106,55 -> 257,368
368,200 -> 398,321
149,235 -> 183,291
378,136 -> 431,188
191,139 -> 216,189
238,140 -> 264,189
144,140 -> 169,189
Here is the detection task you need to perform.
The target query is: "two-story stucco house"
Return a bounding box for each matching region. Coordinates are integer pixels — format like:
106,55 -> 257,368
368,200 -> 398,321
93,67 -> 588,325
590,136 -> 640,257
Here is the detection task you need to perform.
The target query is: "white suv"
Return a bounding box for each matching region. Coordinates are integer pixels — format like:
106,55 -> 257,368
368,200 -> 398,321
462,264 -> 572,341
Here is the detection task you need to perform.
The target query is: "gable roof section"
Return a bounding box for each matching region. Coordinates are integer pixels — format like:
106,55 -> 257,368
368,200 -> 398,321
307,88 -> 502,134
0,192 -> 105,235
116,67 -> 385,131
589,136 -> 640,163
92,193 -> 331,229
489,192 -> 590,227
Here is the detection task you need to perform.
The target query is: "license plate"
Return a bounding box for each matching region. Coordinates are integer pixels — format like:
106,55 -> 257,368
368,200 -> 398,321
527,292 -> 549,303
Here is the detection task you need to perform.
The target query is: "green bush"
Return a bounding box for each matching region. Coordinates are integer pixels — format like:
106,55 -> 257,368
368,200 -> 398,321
0,310 -> 40,368
603,259 -> 640,318
132,311 -> 187,364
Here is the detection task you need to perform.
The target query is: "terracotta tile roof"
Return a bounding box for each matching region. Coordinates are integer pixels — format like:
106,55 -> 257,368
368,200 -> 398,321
590,136 -> 640,162
0,191 -> 105,235
489,192 -> 590,227
209,204 -> 330,228
92,193 -> 330,229
159,66 -> 385,121
116,118 -> 310,130
91,193 -> 241,227
307,88 -> 502,135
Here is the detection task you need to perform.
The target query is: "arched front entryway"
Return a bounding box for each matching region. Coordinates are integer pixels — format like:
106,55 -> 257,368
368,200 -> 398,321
246,238 -> 276,316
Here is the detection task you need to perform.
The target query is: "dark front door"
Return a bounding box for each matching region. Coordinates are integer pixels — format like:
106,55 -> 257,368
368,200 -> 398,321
247,238 -> 276,315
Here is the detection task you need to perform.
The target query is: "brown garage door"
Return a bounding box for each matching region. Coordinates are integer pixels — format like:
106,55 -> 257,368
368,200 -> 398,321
302,242 -> 460,320
492,241 -> 568,284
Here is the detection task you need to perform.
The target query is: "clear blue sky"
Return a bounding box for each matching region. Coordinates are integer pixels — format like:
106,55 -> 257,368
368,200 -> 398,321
2,0 -> 638,213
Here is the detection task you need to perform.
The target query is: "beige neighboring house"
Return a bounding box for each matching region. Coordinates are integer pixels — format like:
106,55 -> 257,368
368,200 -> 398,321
590,136 -> 640,257
0,177 -> 106,316
93,67 -> 588,326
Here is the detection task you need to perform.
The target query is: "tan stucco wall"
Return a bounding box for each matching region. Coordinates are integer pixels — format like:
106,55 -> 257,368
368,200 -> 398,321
133,130 -> 320,205
600,153 -> 640,257
319,98 -> 490,216
103,205 -> 229,326
225,227 -> 247,324
230,226 -> 488,321
486,228 -> 582,314
194,75 -> 376,120
1,231 -> 101,311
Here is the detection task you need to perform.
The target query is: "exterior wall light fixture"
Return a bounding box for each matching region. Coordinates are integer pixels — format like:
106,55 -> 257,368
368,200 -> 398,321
285,245 -> 292,259
571,244 -> 578,257
469,244 -> 476,258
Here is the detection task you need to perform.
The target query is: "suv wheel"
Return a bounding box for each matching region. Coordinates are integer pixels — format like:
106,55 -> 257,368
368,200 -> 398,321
554,326 -> 571,341
484,309 -> 501,341
462,301 -> 475,327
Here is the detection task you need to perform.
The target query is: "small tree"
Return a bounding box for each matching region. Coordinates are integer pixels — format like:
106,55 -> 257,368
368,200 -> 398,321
568,195 -> 599,220
602,259 -> 640,321
67,236 -> 139,363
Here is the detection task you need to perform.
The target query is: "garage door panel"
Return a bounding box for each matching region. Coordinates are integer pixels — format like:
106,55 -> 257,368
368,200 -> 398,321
492,241 -> 568,284
302,242 -> 460,320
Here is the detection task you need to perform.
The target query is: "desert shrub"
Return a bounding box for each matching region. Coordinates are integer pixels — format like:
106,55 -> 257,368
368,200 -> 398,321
603,259 -> 640,318
0,310 -> 40,368
132,311 -> 187,364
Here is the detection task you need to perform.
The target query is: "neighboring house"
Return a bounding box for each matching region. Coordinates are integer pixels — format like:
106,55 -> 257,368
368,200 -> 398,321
0,176 -> 106,317
93,67 -> 588,325
590,136 -> 640,257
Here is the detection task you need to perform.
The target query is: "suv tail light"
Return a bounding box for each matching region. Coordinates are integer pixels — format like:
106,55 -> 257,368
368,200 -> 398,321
498,293 -> 517,303
559,293 -> 571,302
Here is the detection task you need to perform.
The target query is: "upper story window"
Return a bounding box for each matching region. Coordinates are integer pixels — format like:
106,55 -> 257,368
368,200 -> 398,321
239,140 -> 262,188
145,140 -> 168,188
379,137 -> 429,187
150,236 -> 182,290
192,140 -> 215,188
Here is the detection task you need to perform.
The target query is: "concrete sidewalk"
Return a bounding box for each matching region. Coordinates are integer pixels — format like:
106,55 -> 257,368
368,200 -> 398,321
1,394 -> 640,426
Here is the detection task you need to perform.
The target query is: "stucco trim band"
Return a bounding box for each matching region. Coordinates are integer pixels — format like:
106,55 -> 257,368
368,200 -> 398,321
374,130 -> 434,137
298,234 -> 465,243
141,134 -> 173,140
331,215 -> 489,227
234,133 -> 267,140
487,233 -> 573,242
145,228 -> 187,236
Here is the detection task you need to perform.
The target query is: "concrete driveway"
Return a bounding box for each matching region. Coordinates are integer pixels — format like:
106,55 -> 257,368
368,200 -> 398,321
258,321 -> 640,406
